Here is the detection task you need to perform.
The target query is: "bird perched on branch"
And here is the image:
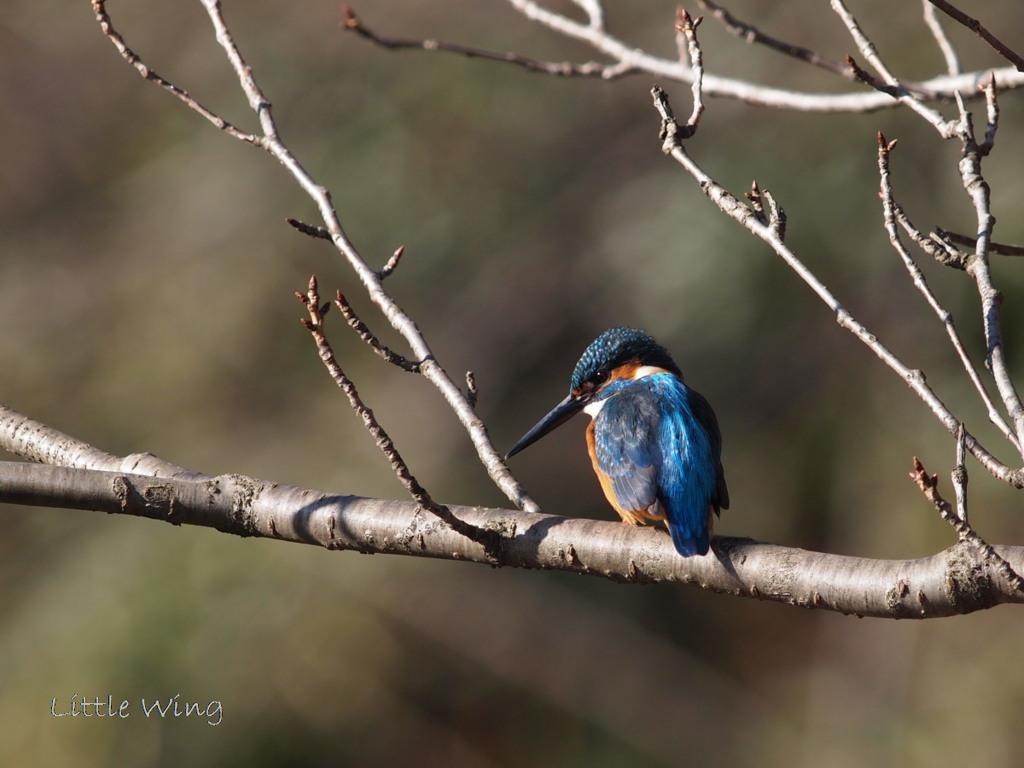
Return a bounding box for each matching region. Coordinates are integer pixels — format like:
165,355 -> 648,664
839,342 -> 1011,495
506,327 -> 728,557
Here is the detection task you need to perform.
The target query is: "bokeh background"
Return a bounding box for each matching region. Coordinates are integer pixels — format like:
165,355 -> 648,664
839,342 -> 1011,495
2,1 -> 1024,765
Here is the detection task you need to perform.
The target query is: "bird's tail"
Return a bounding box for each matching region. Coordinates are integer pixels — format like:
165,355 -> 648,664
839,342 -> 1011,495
669,525 -> 710,557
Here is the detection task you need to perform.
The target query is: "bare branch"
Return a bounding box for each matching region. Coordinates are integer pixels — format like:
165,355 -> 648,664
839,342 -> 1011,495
698,0 -> 851,79
924,0 -> 1024,73
332,290 -> 423,373
941,229 -> 1024,257
675,9 -> 706,134
341,0 -> 1024,112
979,73 -> 1000,154
91,0 -> 260,144
832,0 -> 957,135
948,86 -> 1024,453
651,86 -> 1023,488
341,6 -> 635,80
876,134 -> 1020,453
889,213 -> 970,270
2,455 -> 1023,617
922,0 -> 960,76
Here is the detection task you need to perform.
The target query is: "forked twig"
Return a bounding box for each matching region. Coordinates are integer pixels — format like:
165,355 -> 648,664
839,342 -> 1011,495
297,277 -> 494,548
832,0 -> 957,136
876,134 -> 1020,453
91,0 -> 260,144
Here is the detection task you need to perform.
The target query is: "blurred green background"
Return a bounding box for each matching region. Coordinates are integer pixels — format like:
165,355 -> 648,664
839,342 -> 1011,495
2,1 -> 1024,766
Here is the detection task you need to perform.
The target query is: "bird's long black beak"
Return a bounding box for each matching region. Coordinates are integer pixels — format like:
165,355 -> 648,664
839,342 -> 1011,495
505,392 -> 586,459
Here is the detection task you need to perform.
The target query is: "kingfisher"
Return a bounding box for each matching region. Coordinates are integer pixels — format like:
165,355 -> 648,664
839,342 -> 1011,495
506,327 -> 728,557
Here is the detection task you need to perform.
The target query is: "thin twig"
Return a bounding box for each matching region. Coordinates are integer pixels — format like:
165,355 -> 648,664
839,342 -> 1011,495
940,229 -> 1024,257
832,0 -> 957,136
952,424 -> 969,528
378,246 -> 405,280
297,277 -> 493,547
876,134 -> 1019,452
844,56 -> 900,98
922,0 -> 960,76
924,0 -> 1024,73
341,6 -> 634,80
698,0 -> 851,79
675,10 -> 705,134
745,182 -> 786,240
979,74 -> 999,154
756,184 -> 786,241
333,290 -> 423,373
91,0 -> 259,144
465,371 -> 479,409
888,209 -> 970,270
910,457 -> 1024,593
286,217 -> 332,240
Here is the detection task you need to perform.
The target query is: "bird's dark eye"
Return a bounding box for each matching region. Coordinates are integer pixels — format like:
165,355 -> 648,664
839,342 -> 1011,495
593,369 -> 609,384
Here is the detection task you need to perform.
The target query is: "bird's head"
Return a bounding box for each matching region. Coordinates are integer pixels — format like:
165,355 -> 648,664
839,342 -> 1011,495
506,327 -> 680,459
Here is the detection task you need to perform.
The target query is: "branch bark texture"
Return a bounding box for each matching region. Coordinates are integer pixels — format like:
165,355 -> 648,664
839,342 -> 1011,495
1,417 -> 1022,620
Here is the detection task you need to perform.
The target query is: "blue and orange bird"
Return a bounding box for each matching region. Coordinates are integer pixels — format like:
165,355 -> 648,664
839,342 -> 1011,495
506,327 -> 729,557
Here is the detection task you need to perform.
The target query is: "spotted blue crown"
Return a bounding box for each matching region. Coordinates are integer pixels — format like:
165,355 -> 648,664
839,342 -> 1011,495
570,327 -> 682,391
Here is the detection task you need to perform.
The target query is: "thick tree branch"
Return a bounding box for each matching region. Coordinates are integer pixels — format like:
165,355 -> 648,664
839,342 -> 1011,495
2,457 -> 1022,618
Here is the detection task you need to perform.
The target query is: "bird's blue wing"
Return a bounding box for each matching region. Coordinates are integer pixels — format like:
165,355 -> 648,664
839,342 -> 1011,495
652,376 -> 719,555
591,380 -> 662,514
594,375 -> 720,556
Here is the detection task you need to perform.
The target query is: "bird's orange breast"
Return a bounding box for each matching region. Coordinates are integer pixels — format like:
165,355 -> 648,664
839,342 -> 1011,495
585,420 -> 667,526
